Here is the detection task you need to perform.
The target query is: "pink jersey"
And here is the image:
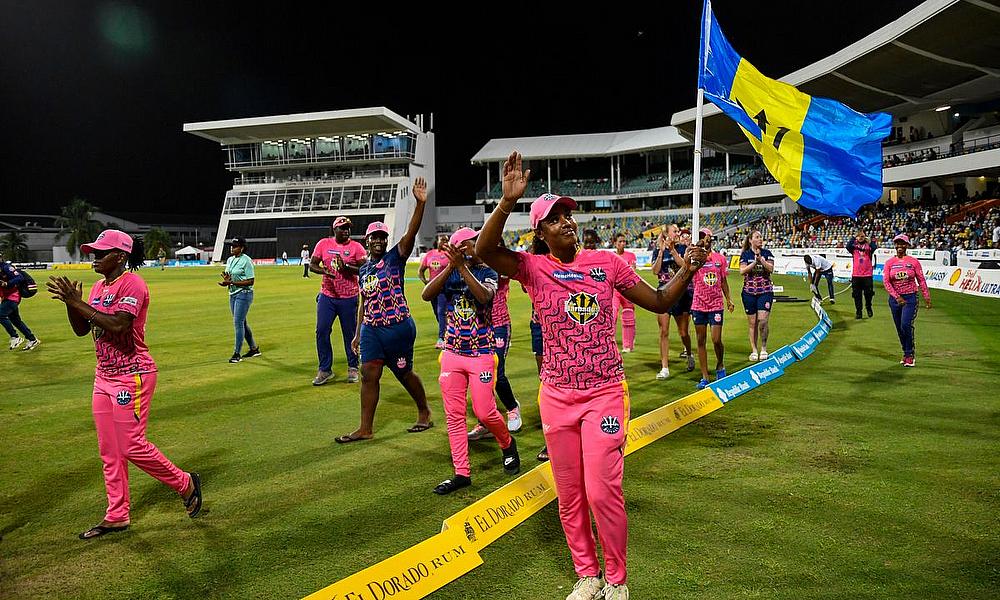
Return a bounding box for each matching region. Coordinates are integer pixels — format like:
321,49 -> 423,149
691,251 -> 728,312
491,276 -> 511,327
513,249 -> 641,389
87,272 -> 157,377
883,255 -> 930,301
0,284 -> 20,302
420,249 -> 450,281
847,239 -> 877,277
312,238 -> 367,298
615,251 -> 637,270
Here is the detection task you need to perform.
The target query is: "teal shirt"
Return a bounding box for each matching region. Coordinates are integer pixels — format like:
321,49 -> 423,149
225,254 -> 255,295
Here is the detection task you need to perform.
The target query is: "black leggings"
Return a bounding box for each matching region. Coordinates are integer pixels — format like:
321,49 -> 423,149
852,276 -> 874,312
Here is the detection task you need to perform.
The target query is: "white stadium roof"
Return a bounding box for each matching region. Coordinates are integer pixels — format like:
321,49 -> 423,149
470,126 -> 690,164
671,0 -> 1000,150
183,107 -> 420,145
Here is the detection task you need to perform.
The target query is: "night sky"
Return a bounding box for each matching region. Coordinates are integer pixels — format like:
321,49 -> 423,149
1,1 -> 920,217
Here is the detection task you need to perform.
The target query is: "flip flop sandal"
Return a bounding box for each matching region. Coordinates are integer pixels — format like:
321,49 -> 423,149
184,472 -> 203,518
335,434 -> 372,444
79,523 -> 129,540
406,421 -> 434,433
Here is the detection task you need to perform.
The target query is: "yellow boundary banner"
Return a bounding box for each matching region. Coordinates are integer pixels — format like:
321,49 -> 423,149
51,263 -> 93,270
305,389 -> 723,600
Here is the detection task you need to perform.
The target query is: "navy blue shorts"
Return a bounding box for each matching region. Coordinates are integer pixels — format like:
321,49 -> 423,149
692,310 -> 724,326
530,321 -> 543,356
360,318 -> 416,377
741,291 -> 774,314
668,289 -> 694,316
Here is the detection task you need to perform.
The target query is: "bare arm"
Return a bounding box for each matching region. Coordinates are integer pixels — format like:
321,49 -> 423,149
650,238 -> 667,276
397,177 -> 428,259
620,246 -> 706,312
421,264 -> 454,301
309,255 -> 330,276
47,276 -> 135,335
351,291 -> 364,356
418,264 -> 431,284
721,273 -> 735,311
477,151 -> 531,278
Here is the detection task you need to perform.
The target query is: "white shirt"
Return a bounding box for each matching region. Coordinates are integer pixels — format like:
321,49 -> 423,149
301,249 -> 310,261
992,226 -> 999,243
810,255 -> 832,271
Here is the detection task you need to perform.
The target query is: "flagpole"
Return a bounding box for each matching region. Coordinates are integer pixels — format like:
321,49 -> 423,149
693,0 -> 712,243
692,87 -> 704,242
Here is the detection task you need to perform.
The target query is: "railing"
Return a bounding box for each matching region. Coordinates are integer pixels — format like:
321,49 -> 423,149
884,133 -> 1000,167
222,185 -> 399,215
226,149 -> 416,170
232,167 -> 408,186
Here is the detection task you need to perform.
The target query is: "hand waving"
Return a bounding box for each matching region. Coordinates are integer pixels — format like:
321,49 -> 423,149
413,177 -> 428,204
501,151 -> 531,202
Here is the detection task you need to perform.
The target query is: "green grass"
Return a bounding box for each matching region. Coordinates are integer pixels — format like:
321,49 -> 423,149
1,265 -> 997,599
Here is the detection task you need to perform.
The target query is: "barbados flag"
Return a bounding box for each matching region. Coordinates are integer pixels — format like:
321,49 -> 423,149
698,0 -> 891,217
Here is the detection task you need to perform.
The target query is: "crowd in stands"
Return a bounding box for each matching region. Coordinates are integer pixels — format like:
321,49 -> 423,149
719,194 -> 1000,258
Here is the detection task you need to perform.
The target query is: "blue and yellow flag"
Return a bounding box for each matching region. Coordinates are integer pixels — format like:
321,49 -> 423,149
698,0 -> 891,217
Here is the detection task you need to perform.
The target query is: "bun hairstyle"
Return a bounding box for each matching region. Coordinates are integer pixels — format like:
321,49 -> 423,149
127,237 -> 146,272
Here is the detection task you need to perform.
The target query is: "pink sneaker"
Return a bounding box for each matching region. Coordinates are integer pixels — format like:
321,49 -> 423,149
903,356 -> 915,367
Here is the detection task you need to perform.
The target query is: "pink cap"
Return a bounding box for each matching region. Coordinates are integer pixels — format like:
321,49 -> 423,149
332,216 -> 352,228
449,227 -> 479,247
365,221 -> 390,237
699,227 -> 713,237
81,229 -> 133,255
529,193 -> 577,229
892,233 -> 911,246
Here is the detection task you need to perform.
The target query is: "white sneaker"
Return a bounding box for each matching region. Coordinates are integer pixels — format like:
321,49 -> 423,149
467,424 -> 491,441
656,367 -> 670,380
759,350 -> 768,360
749,351 -> 759,361
9,336 -> 24,350
506,404 -> 522,433
603,583 -> 630,600
566,575 -> 605,600
621,347 -> 632,353
21,339 -> 40,352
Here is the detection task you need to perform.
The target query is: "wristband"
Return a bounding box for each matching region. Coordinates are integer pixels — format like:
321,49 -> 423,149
496,203 -> 511,215
86,309 -> 99,323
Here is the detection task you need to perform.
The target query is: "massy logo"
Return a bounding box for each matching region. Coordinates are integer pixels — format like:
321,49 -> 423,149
362,274 -> 379,293
703,271 -> 718,286
453,295 -> 477,322
565,292 -> 600,324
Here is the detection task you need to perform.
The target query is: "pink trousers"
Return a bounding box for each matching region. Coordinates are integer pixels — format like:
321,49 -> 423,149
92,372 -> 189,522
612,293 -> 636,350
540,380 -> 630,584
438,351 -> 512,477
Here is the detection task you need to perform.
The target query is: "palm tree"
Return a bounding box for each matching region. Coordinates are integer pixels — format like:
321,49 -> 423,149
0,232 -> 29,262
144,227 -> 172,259
56,198 -> 102,260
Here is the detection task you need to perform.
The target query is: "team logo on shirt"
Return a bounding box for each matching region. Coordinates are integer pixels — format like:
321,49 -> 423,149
397,357 -> 407,369
565,292 -> 600,324
116,390 -> 132,406
703,272 -> 718,287
479,371 -> 493,383
362,274 -> 379,293
600,416 -> 621,435
589,268 -> 607,282
431,260 -> 442,269
102,293 -> 116,307
453,295 -> 476,322
894,271 -> 908,280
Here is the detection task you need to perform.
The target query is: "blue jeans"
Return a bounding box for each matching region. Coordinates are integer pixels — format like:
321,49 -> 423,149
316,294 -> 359,371
229,291 -> 256,354
0,299 -> 35,341
816,269 -> 835,299
433,293 -> 447,339
888,293 -> 918,357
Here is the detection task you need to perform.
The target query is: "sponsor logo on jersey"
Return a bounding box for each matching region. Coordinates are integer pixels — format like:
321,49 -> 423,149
589,267 -> 607,282
118,296 -> 138,307
600,416 -> 621,435
565,292 -> 600,324
479,371 -> 493,383
116,390 -> 132,406
553,270 -> 585,282
362,274 -> 379,293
